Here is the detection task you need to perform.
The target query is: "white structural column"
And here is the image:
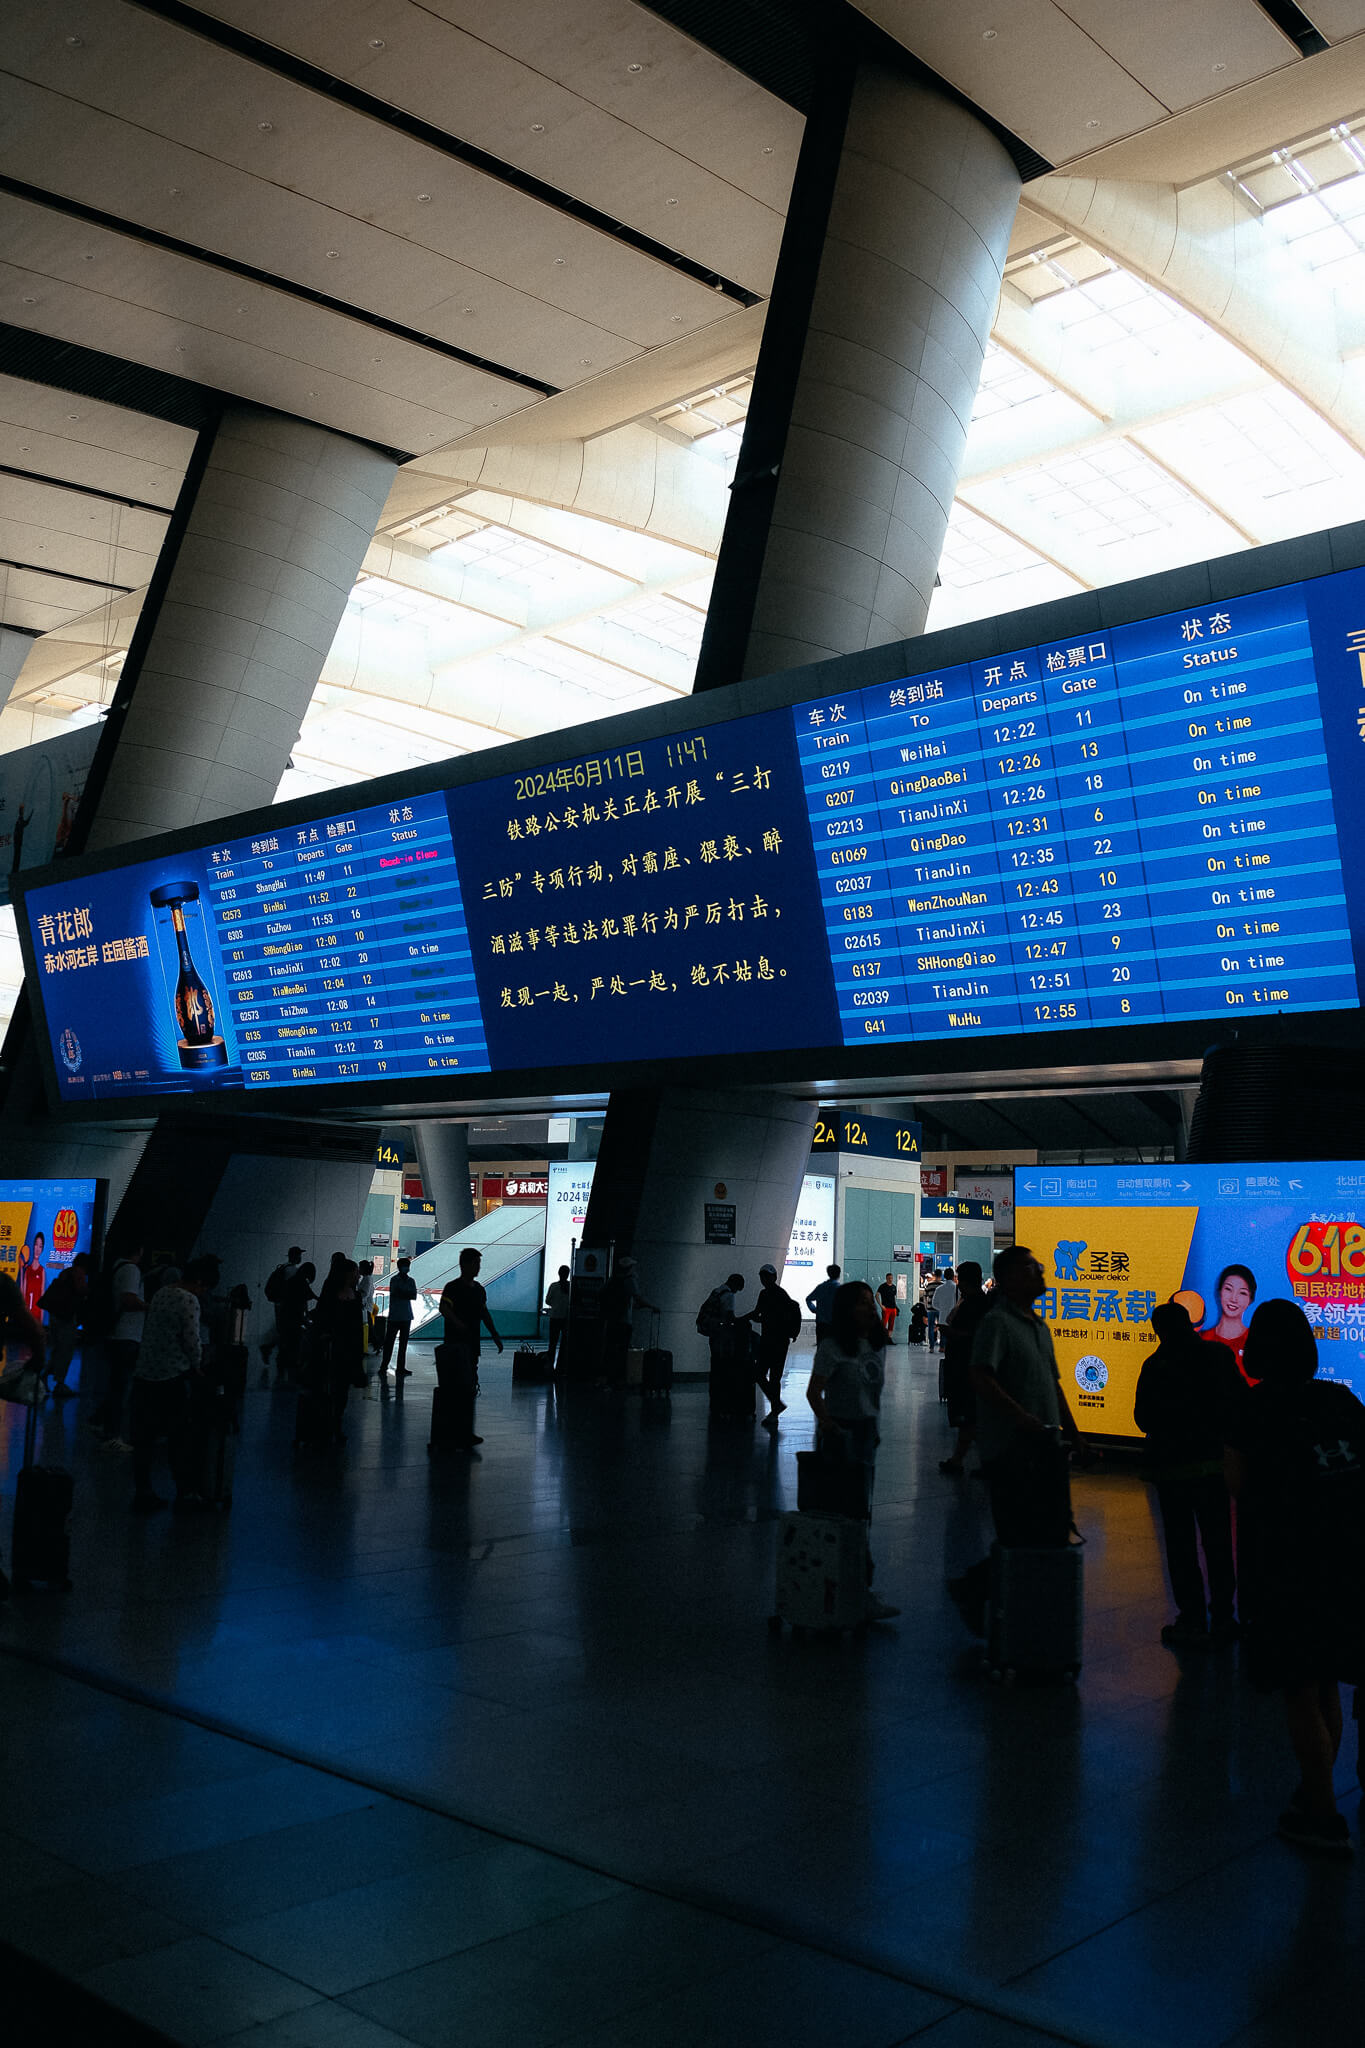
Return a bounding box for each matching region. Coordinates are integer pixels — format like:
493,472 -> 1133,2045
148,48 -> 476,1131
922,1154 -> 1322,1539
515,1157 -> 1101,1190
742,63 -> 1020,675
581,1085 -> 817,1371
85,406 -> 396,852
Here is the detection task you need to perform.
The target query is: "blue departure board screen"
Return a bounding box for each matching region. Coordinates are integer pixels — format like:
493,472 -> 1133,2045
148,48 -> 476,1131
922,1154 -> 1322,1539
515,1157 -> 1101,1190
16,557 -> 1365,1105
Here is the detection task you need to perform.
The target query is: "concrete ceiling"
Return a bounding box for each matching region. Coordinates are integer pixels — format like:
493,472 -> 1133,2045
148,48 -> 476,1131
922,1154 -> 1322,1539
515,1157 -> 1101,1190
0,369 -> 190,634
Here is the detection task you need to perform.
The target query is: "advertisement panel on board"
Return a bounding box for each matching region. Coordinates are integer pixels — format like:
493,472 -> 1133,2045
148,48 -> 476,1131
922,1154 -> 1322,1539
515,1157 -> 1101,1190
0,1177 -> 103,1316
1015,1161 -> 1365,1440
779,1173 -> 837,1305
545,1162 -> 596,1293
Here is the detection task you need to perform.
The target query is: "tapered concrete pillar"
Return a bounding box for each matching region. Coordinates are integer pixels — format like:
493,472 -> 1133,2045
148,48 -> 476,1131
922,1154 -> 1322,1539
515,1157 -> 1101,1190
695,57 -> 1020,685
581,1085 -> 817,1370
83,405 -> 396,851
413,1121 -> 475,1242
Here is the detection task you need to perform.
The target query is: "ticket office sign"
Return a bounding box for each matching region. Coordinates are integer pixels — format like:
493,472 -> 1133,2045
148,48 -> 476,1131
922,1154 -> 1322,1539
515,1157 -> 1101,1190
1015,1160 -> 1365,1440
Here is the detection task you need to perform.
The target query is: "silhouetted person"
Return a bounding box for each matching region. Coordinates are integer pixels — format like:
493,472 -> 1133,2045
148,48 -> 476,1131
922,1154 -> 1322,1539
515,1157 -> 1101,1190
314,1258 -> 365,1443
261,1246 -> 305,1369
949,1245 -> 1082,1635
40,1252 -> 89,1397
1226,1297 -> 1365,1855
805,1264 -> 841,1346
438,1247 -> 503,1448
276,1261 -> 316,1387
1134,1301 -> 1238,1647
92,1242 -> 144,1446
545,1264 -> 571,1373
129,1266 -> 201,1514
744,1263 -> 800,1428
382,1256 -> 417,1376
11,800 -> 32,874
597,1254 -> 652,1390
939,1260 -> 988,1476
807,1280 -> 897,1622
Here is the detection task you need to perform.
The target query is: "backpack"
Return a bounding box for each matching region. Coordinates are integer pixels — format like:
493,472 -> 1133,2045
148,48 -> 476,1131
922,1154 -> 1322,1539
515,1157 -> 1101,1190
264,1264 -> 289,1304
696,1289 -> 728,1337
780,1289 -> 802,1341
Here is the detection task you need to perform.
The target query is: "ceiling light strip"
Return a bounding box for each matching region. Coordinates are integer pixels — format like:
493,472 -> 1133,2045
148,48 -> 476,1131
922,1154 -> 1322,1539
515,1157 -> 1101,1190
127,0 -> 758,307
0,177 -> 557,398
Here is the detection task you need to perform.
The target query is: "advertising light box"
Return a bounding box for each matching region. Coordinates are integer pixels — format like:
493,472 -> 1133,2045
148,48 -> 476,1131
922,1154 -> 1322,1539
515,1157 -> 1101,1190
0,1177 -> 103,1312
16,552 -> 1365,1109
1014,1160 -> 1365,1441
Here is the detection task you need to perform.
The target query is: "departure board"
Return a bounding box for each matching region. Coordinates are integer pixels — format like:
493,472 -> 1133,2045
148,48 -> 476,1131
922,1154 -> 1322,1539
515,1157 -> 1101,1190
16,555 -> 1365,1106
794,585 -> 1358,1044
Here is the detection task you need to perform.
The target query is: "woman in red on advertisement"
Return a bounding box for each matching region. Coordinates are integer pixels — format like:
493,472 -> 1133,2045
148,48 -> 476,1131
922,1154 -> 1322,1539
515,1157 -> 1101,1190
19,1230 -> 46,1320
1203,1263 -> 1256,1382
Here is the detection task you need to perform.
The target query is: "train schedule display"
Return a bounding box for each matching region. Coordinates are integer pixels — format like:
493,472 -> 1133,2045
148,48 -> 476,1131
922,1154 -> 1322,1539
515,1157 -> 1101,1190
16,557 -> 1365,1106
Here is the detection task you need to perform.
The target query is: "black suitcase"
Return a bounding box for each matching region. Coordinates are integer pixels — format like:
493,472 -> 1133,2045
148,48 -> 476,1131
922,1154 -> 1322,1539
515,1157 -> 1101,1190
11,1401 -> 73,1591
796,1447 -> 870,1520
292,1388 -> 334,1449
708,1347 -> 755,1420
428,1385 -> 478,1450
642,1348 -> 673,1396
986,1542 -> 1083,1683
512,1349 -> 551,1384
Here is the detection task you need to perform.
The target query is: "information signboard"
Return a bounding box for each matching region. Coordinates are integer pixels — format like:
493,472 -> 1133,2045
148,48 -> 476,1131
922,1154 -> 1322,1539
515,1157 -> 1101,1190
17,557 -> 1365,1107
811,1109 -> 922,1161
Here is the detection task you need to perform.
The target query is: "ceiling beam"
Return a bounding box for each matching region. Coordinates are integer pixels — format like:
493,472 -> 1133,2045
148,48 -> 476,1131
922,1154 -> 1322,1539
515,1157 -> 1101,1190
1024,169 -> 1365,457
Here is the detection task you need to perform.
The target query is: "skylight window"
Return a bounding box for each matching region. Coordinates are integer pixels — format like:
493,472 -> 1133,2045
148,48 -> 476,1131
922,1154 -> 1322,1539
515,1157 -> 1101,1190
971,343 -> 1058,420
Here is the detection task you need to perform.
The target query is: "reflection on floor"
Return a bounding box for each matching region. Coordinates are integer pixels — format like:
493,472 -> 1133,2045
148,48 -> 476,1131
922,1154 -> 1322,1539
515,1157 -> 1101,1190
1,1340 -> 1361,2048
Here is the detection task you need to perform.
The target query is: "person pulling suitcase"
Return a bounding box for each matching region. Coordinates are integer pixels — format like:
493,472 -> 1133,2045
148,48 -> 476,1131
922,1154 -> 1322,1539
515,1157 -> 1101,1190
947,1245 -> 1085,1664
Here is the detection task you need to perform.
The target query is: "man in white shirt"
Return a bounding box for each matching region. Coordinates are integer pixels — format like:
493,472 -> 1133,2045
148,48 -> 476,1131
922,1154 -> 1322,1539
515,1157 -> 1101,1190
805,1264 -> 842,1345
382,1257 -> 418,1376
931,1269 -> 959,1329
130,1267 -> 203,1514
93,1243 -> 145,1447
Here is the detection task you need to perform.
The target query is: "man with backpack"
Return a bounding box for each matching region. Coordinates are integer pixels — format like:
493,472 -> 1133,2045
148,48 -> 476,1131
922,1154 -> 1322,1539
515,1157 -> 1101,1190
261,1247 -> 304,1374
745,1263 -> 802,1428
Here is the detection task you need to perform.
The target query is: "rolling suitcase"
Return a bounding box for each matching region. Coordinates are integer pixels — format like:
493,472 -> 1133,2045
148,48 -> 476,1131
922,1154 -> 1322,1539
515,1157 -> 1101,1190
639,1310 -> 672,1398
642,1347 -> 673,1397
428,1385 -> 478,1451
10,1398 -> 73,1592
292,1388 -> 333,1449
512,1349 -> 551,1384
708,1326 -> 755,1420
986,1542 -> 1083,1683
771,1511 -> 868,1633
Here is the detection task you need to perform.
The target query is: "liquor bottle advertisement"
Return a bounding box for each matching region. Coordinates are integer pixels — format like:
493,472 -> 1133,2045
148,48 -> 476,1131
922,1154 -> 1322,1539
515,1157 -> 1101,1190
1015,1160 -> 1365,1439
21,852 -> 241,1099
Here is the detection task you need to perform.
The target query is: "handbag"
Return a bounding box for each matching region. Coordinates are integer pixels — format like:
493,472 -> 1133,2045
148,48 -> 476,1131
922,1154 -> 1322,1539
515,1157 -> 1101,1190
796,1441 -> 871,1519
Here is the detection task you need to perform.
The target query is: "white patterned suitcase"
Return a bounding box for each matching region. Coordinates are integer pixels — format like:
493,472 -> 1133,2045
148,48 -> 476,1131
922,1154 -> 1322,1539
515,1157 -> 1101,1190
772,1511 -> 868,1632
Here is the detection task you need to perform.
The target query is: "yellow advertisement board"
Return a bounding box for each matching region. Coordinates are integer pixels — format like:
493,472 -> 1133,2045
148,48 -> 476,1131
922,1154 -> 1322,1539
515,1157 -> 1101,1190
1014,1204 -> 1199,1440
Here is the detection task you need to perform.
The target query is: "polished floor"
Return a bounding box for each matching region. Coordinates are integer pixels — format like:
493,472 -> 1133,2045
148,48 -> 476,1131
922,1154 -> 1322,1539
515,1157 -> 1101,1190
1,1338 -> 1361,2048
